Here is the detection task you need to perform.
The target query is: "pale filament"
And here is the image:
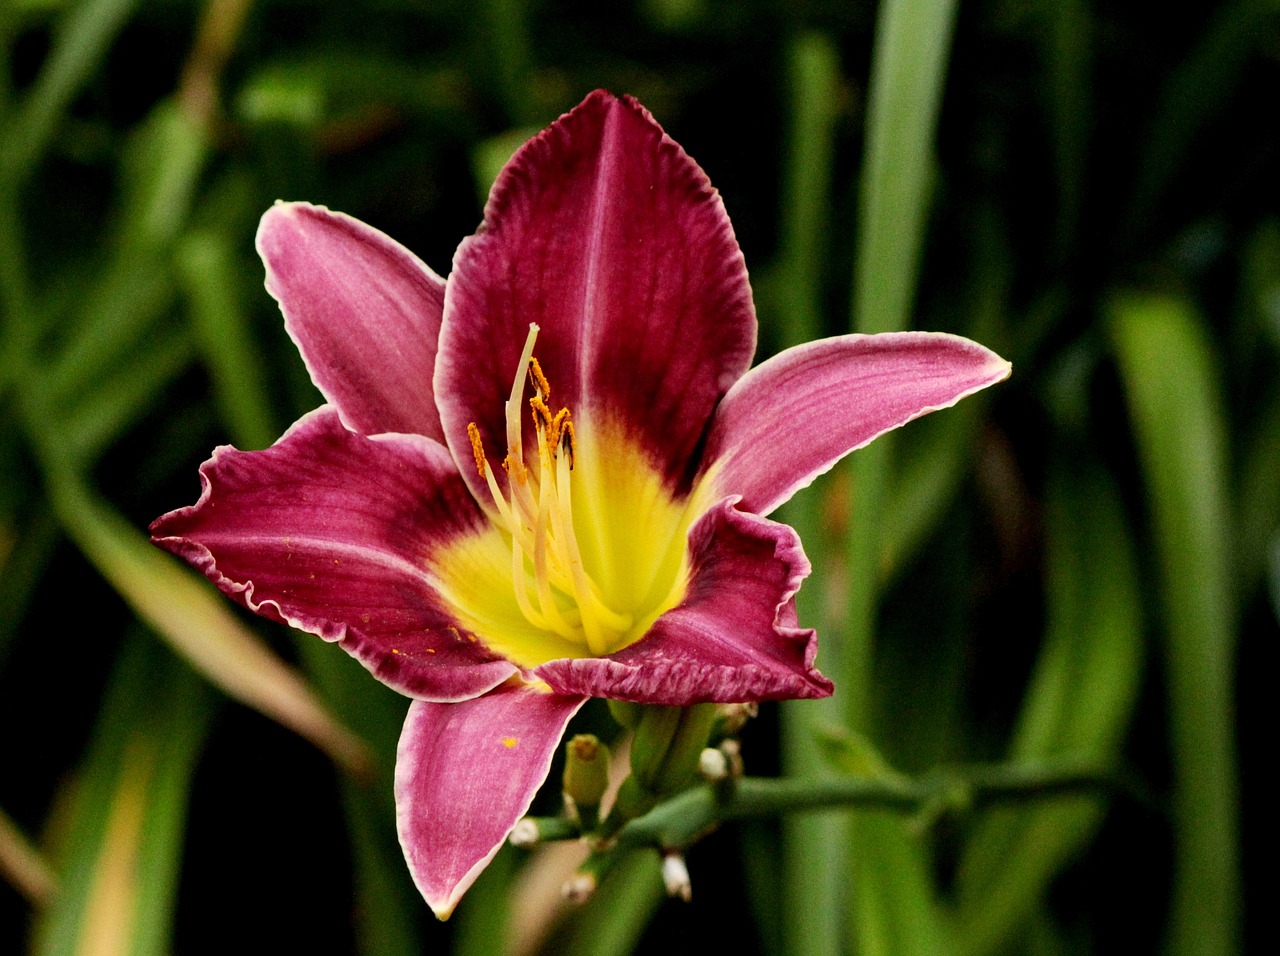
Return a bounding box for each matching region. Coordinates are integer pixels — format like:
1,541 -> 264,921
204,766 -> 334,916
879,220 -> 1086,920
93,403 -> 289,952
467,324 -> 634,654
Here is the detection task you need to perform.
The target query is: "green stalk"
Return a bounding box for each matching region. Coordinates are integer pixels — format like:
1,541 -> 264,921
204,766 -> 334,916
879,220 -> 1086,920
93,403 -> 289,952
773,31 -> 847,956
955,460 -> 1143,955
1110,293 -> 1239,955
0,0 -> 138,189
844,0 -> 958,952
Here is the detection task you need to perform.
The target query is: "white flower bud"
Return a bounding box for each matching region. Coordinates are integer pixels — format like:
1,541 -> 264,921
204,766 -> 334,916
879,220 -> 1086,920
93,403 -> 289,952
662,853 -> 692,902
508,818 -> 541,848
562,871 -> 597,904
699,746 -> 729,781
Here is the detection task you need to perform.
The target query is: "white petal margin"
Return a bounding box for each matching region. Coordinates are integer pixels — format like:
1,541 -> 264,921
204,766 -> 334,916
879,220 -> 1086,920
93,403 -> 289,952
701,331 -> 1012,516
394,682 -> 587,919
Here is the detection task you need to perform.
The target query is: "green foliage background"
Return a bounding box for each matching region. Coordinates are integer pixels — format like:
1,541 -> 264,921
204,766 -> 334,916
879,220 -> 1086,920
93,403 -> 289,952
0,0 -> 1271,952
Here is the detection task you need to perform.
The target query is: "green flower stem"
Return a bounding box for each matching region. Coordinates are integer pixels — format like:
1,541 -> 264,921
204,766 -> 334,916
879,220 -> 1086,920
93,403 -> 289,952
513,816 -> 581,845
609,762 -> 1133,854
597,704 -> 719,841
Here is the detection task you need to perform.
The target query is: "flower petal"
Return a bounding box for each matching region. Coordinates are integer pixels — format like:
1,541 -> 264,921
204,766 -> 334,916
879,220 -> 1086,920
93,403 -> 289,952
150,407 -> 515,701
701,332 -> 1012,516
395,684 -> 587,918
257,201 -> 448,441
536,498 -> 832,704
438,89 -> 756,502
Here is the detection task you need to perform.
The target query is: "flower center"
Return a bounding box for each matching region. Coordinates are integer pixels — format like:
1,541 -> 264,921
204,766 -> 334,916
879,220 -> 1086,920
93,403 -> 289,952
465,324 -> 638,655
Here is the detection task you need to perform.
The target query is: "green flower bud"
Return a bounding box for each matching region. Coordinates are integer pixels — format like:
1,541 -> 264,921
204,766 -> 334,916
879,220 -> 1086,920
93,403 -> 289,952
563,734 -> 611,815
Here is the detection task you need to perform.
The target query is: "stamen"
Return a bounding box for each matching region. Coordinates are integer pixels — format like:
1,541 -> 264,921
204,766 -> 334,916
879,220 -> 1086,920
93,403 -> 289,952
478,320 -> 637,656
466,422 -> 487,478
560,418 -> 577,470
529,357 -> 551,398
531,437 -> 576,636
552,446 -> 633,648
530,395 -> 554,435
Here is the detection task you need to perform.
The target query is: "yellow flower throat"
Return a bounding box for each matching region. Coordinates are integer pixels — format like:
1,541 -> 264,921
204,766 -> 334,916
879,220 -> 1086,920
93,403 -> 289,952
465,324 -> 642,656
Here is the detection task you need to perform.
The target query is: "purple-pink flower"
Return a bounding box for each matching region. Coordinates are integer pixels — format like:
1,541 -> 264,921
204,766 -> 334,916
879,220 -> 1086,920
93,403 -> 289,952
151,90 -> 1009,917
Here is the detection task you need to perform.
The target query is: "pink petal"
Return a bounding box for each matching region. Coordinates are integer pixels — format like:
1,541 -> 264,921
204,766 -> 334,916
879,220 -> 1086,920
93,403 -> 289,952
257,202 -> 448,441
150,407 -> 515,702
702,332 -> 1012,516
437,90 -> 756,503
536,498 -> 832,704
395,684 -> 587,918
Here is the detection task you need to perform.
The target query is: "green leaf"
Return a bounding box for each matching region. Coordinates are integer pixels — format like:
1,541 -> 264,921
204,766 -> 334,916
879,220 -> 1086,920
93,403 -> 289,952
44,470 -> 370,774
774,32 -> 850,956
41,100 -> 207,422
557,851 -> 664,956
1124,0 -> 1280,241
0,0 -> 137,189
0,805 -> 56,906
954,460 -> 1143,956
815,726 -> 903,781
839,0 -> 961,950
176,229 -> 278,450
31,631 -> 211,956
59,327 -> 194,468
852,0 -> 958,337
1110,292 -> 1239,956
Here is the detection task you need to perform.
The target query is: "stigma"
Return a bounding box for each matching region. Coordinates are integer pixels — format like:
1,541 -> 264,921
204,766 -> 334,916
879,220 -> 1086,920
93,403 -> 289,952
466,324 -> 633,655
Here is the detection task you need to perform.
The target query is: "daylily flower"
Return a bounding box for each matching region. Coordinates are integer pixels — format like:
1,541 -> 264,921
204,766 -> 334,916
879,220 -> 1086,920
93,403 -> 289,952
151,90 -> 1009,918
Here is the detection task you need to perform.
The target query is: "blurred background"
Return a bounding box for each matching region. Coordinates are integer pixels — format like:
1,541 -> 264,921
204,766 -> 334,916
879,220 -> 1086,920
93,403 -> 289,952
0,0 -> 1271,953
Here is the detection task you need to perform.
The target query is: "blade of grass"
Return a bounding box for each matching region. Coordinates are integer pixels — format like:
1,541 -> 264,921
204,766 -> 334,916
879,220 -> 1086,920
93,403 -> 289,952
844,0 -> 959,951
1110,292 -> 1239,956
0,0 -> 137,189
1123,0 -> 1280,245
0,508 -> 59,671
42,101 -> 206,412
954,460 -> 1143,955
59,328 -> 195,468
0,806 -> 57,906
341,784 -> 423,956
773,31 -> 849,956
43,466 -> 370,775
176,229 -> 278,450
557,851 -> 664,956
293,636 -> 423,956
1235,221 -> 1280,594
1039,0 -> 1092,263
452,847 -> 517,956
30,631 -> 210,956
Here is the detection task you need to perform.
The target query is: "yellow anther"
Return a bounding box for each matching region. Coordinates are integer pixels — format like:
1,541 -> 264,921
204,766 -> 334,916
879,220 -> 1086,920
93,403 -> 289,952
550,408 -> 572,452
560,418 -> 577,470
530,395 -> 554,435
466,422 -> 487,478
529,357 -> 551,398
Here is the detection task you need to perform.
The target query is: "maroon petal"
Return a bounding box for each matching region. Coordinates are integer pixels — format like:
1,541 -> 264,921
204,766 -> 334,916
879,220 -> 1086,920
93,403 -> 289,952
395,684 -> 587,918
536,498 -> 833,704
438,90 -> 756,502
702,332 -> 1012,516
150,407 -> 515,701
257,202 -> 448,441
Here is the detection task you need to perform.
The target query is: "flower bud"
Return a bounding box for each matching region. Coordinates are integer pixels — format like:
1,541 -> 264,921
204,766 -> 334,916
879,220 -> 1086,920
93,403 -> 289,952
563,737 -> 611,824
629,704 -> 718,795
714,702 -> 758,738
563,871 -> 597,904
662,853 -> 692,902
607,699 -> 643,730
509,818 -> 541,848
699,747 -> 729,781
